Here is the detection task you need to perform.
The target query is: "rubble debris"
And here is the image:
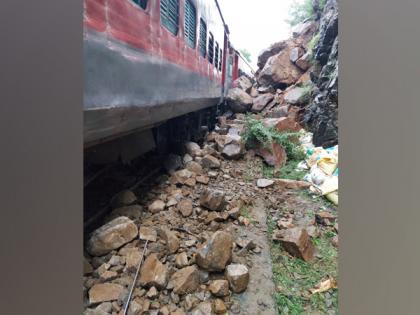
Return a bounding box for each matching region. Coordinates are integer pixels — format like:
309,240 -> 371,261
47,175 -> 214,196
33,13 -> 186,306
251,93 -> 275,113
209,280 -> 230,297
196,231 -> 233,272
138,253 -> 169,289
185,142 -> 202,157
201,155 -> 221,169
148,200 -> 166,214
139,226 -> 157,242
159,228 -> 180,254
109,205 -> 142,221
233,75 -> 253,93
199,189 -> 225,211
177,199 -> 193,217
88,283 -> 127,304
169,266 -> 200,295
225,264 -> 250,293
273,227 -> 315,262
87,216 -> 138,256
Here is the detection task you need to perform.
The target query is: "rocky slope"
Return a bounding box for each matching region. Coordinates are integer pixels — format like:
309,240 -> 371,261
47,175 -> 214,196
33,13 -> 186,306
227,0 -> 338,148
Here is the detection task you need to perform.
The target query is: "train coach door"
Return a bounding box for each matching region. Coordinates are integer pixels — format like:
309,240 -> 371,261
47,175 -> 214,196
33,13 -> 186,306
225,54 -> 234,92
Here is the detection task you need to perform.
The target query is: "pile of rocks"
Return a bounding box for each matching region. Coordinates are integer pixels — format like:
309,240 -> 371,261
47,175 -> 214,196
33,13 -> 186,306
83,137 -> 259,315
226,0 -> 338,149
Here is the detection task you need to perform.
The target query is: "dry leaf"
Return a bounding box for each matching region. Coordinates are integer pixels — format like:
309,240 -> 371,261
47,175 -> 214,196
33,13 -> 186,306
310,278 -> 338,294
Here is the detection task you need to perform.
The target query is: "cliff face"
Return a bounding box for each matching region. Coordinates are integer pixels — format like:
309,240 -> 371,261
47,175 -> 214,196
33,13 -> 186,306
303,0 -> 339,147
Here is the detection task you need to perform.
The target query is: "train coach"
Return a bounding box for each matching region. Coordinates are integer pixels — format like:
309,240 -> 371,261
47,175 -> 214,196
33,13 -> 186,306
84,0 -> 247,163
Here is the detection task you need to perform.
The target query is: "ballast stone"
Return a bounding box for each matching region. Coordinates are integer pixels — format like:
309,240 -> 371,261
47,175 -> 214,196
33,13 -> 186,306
87,216 -> 138,256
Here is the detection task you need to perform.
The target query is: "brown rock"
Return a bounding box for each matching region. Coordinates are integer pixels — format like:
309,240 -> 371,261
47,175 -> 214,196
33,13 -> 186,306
275,179 -> 311,189
196,231 -> 233,271
315,211 -> 337,225
175,252 -> 189,268
139,226 -> 157,242
228,207 -> 241,219
225,264 -> 250,293
284,86 -> 310,105
184,177 -> 197,188
87,216 -> 138,256
185,142 -> 202,157
256,142 -> 287,169
171,169 -> 194,185
125,248 -> 142,272
222,143 -> 243,160
209,280 -> 230,297
232,75 -> 253,93
139,253 -> 169,289
196,175 -> 209,185
273,227 -> 315,262
290,46 -> 304,63
296,52 -> 312,71
191,302 -> 213,315
226,88 -> 253,113
178,199 -> 193,217
201,154 -> 221,169
169,265 -> 200,295
146,286 -> 158,299
186,161 -> 203,174
199,189 -> 225,211
214,299 -> 227,314
159,228 -> 180,254
274,117 -> 302,132
89,283 -> 126,304
257,40 -> 288,70
148,200 -> 166,214
251,93 -> 275,112
258,47 -> 303,87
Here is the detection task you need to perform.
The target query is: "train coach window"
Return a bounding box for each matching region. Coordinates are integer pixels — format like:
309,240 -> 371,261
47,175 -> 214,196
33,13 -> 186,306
219,48 -> 223,71
184,0 -> 196,48
199,19 -> 207,57
215,42 -> 219,69
161,0 -> 180,35
208,33 -> 214,64
132,0 -> 148,9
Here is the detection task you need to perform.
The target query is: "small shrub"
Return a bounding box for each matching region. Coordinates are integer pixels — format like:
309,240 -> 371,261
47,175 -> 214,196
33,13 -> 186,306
307,33 -> 320,53
243,117 -> 306,162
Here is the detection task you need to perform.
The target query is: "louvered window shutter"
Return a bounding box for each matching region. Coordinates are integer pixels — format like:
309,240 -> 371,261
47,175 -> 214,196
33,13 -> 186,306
161,0 -> 180,35
184,0 -> 197,48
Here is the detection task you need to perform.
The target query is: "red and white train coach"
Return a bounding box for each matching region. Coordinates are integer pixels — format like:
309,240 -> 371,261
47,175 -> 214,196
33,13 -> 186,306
84,0 -> 244,161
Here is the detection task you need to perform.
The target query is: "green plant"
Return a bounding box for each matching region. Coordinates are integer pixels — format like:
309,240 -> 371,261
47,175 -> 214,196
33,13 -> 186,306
307,33 -> 320,53
243,117 -> 306,162
286,0 -> 314,27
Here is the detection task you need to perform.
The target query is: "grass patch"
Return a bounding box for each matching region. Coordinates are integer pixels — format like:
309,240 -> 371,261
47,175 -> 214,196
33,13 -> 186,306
307,33 -> 320,54
271,234 -> 338,314
297,189 -> 336,210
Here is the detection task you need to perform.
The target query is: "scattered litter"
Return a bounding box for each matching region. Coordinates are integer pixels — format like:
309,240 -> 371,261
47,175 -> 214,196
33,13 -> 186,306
310,277 -> 338,295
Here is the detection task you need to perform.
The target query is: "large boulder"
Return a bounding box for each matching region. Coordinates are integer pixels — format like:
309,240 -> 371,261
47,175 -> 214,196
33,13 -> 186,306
196,231 -> 233,272
273,227 -> 315,262
284,86 -> 311,105
257,48 -> 303,88
251,93 -> 275,113
232,75 -> 253,93
257,40 -> 288,70
226,88 -> 253,113
87,217 -> 138,256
